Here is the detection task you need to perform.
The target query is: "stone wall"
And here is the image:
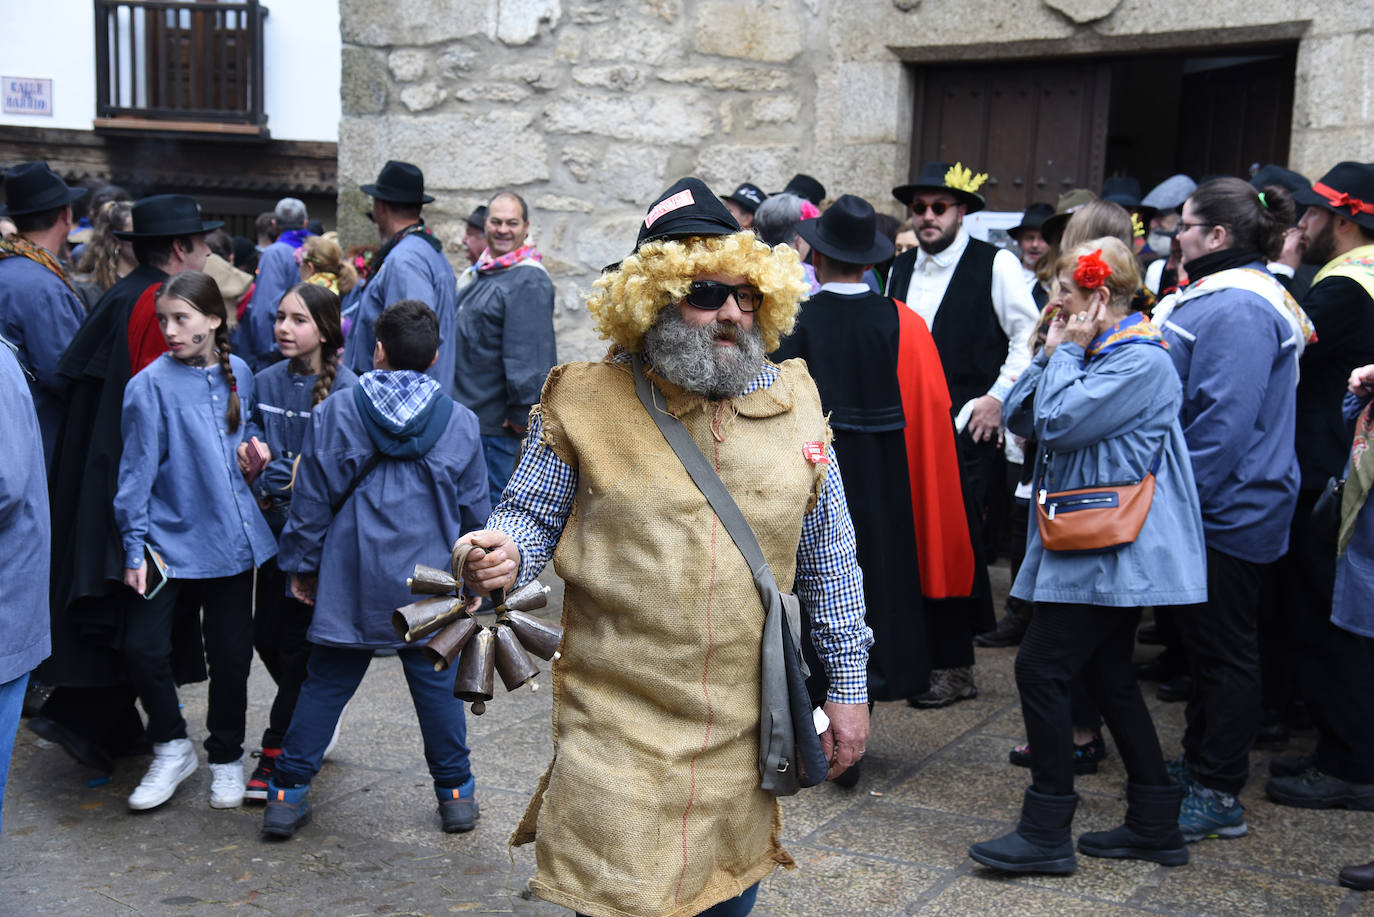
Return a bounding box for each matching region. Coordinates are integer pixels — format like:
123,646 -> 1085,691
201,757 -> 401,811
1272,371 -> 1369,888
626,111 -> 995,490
338,0 -> 1373,361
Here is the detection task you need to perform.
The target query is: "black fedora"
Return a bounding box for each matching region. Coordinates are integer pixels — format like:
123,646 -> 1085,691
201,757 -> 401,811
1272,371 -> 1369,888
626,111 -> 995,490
360,160 -> 435,205
1009,202 -> 1054,240
1102,175 -> 1156,223
775,173 -> 826,207
634,177 -> 740,251
1293,161 -> 1374,231
1251,163 -> 1311,195
724,182 -> 767,214
465,205 -> 488,231
1101,176 -> 1142,208
892,161 -> 985,213
0,161 -> 87,217
795,194 -> 893,265
114,194 -> 223,239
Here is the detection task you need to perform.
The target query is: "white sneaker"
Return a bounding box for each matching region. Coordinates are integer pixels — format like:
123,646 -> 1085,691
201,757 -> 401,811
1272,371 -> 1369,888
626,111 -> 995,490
128,739 -> 198,811
209,756 -> 246,809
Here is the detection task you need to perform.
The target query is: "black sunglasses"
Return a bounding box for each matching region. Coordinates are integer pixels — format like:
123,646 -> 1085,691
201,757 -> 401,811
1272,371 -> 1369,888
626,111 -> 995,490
910,201 -> 954,216
685,281 -> 762,313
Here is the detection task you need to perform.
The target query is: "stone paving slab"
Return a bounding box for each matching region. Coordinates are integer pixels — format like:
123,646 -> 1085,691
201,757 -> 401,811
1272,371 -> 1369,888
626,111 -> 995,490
3,562 -> 1371,916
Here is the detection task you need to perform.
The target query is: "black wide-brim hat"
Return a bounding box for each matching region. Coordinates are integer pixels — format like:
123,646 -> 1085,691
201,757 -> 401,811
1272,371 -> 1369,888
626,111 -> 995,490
774,174 -> 826,207
1293,161 -> 1374,230
633,177 -> 740,252
360,160 -> 435,205
724,182 -> 767,214
892,161 -> 985,213
1101,175 -> 1156,224
114,194 -> 223,239
1008,202 -> 1054,239
465,205 -> 488,230
0,161 -> 87,217
795,194 -> 893,265
1250,164 -> 1310,195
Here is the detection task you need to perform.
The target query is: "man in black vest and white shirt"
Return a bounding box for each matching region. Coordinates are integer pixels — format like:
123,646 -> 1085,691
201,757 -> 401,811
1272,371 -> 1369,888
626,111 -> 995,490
887,162 -> 1039,708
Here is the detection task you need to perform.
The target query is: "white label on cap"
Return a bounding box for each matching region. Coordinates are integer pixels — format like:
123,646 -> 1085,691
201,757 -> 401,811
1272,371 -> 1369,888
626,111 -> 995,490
644,189 -> 695,229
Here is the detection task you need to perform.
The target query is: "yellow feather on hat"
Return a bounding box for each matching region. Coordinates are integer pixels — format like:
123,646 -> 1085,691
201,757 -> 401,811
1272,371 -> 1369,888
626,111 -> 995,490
944,162 -> 989,195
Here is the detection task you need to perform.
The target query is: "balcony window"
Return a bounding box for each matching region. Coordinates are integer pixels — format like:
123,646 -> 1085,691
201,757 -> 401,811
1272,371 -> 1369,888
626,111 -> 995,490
94,0 -> 268,136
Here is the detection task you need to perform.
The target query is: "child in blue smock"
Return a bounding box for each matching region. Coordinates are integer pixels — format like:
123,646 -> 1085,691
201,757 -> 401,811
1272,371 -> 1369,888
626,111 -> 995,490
262,299 -> 490,839
114,271 -> 277,813
237,282 -> 357,801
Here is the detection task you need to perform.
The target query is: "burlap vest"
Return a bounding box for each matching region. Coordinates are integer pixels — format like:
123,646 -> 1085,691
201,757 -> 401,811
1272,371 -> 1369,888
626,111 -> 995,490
512,358 -> 830,917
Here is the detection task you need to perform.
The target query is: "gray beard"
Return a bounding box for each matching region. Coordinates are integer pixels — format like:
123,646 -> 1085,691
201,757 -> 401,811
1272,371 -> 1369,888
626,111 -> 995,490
643,307 -> 766,400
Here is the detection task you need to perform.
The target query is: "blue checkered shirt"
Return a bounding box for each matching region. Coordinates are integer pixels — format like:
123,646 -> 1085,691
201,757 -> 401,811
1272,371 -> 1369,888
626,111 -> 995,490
488,357 -> 873,704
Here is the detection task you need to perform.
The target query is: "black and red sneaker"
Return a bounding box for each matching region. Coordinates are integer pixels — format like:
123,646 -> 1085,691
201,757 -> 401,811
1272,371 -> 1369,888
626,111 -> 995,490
244,747 -> 282,803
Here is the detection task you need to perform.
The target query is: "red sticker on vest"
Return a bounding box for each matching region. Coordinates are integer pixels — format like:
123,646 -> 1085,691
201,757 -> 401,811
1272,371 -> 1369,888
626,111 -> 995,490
803,442 -> 829,464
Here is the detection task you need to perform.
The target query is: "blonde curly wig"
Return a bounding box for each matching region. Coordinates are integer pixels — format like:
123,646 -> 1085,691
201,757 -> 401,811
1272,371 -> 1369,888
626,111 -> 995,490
586,231 -> 810,353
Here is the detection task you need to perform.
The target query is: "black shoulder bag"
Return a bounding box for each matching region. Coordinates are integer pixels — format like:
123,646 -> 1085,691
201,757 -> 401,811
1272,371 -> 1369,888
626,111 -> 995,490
631,356 -> 829,795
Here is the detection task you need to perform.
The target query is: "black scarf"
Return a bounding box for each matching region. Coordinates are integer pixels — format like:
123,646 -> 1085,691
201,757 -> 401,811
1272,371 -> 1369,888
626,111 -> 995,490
1183,247 -> 1264,283
364,221 -> 442,286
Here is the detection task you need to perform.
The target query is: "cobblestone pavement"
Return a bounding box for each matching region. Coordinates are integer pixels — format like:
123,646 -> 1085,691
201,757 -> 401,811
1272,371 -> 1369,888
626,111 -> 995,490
3,563 -> 1373,916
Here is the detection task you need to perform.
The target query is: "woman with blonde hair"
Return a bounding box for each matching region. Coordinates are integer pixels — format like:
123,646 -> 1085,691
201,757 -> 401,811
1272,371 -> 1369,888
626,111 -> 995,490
75,200 -> 135,296
296,234 -> 358,298
969,237 -> 1206,875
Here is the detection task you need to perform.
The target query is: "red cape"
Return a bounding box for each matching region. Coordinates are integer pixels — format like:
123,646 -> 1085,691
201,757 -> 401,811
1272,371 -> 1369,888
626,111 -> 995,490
894,301 -> 976,598
127,282 -> 167,375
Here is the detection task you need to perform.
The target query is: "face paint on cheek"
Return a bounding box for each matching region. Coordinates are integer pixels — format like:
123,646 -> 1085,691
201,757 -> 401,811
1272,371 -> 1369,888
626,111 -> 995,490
191,334 -> 206,344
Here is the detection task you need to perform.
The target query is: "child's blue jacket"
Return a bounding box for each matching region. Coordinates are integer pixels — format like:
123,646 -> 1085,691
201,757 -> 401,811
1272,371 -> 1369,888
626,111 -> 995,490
115,353 -> 278,578
277,375 -> 491,648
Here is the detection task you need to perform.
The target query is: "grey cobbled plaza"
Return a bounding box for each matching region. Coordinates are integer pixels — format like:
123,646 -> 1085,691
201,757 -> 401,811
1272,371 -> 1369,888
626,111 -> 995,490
3,562 -> 1372,917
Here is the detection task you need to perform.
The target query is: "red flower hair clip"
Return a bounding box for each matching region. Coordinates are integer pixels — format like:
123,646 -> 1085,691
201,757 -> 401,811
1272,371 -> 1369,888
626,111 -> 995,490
1073,249 -> 1113,289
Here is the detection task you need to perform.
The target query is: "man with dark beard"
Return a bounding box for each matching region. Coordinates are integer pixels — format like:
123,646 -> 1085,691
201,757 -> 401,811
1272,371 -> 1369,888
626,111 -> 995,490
457,178 -> 872,917
1266,162 -> 1374,812
885,161 -> 1035,707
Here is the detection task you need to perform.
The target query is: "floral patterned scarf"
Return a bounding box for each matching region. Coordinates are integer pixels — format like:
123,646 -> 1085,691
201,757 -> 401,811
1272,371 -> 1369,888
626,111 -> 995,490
1084,311 -> 1168,363
1339,400 -> 1374,556
476,243 -> 541,274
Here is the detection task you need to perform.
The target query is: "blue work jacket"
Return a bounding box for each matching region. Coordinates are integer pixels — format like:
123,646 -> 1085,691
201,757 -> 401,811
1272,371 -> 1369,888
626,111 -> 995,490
243,359 -> 358,531
114,353 -> 278,578
1004,340 -> 1208,607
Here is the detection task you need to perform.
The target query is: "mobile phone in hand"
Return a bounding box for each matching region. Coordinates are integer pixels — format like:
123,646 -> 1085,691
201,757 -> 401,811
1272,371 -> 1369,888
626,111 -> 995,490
143,545 -> 169,600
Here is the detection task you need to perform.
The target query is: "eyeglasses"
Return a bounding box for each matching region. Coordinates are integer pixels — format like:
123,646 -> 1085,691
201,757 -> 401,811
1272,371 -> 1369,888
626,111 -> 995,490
1177,221 -> 1211,234
685,281 -> 762,313
910,201 -> 954,216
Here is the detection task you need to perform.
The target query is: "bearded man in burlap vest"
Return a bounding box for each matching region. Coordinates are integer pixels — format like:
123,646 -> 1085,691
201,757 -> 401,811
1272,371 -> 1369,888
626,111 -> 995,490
461,178 -> 873,917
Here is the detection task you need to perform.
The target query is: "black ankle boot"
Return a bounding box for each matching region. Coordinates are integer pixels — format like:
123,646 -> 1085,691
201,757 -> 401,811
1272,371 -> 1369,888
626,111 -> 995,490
974,599 -> 1033,648
1077,781 -> 1188,866
969,787 -> 1078,874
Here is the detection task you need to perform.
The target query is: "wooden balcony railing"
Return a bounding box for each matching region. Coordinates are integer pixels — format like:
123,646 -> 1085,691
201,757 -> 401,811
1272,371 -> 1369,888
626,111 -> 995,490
93,0 -> 269,136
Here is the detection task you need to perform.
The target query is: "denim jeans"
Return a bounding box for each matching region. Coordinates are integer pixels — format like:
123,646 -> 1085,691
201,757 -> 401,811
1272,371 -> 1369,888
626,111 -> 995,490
480,431 -> 522,513
275,645 -> 471,786
576,882 -> 759,917
0,672 -> 30,832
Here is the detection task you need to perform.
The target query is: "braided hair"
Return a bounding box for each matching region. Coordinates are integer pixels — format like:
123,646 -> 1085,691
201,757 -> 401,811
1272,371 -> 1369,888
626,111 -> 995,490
283,281 -> 344,407
160,271 -> 240,432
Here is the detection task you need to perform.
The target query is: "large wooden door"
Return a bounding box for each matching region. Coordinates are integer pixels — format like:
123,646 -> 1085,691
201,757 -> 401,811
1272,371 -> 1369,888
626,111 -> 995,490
1173,54 -> 1295,182
911,62 -> 1111,212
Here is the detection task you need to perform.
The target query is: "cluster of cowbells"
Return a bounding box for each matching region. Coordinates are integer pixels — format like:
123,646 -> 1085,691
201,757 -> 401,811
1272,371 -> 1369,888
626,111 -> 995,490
392,542 -> 561,715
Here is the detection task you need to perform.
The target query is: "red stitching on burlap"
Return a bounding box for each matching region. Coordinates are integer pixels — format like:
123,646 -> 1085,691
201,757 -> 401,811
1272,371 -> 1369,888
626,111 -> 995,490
674,428 -> 722,905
